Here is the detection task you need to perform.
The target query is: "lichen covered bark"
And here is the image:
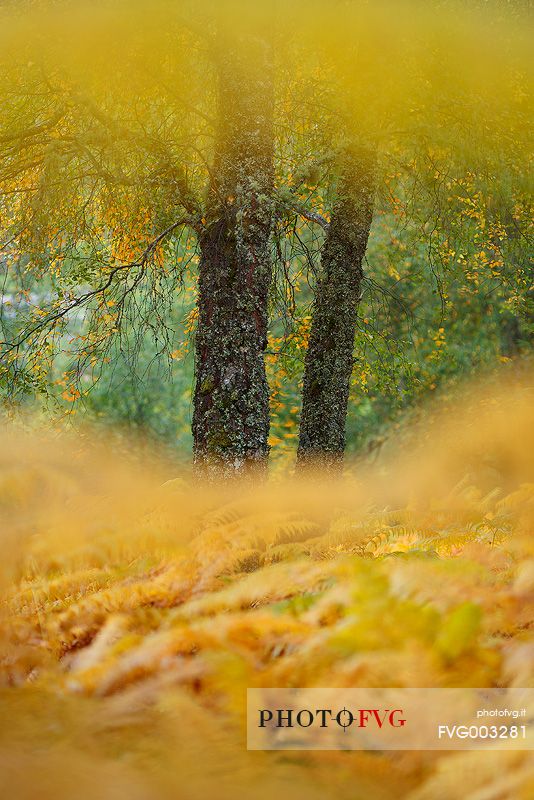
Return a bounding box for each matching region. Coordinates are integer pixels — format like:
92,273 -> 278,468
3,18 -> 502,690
297,146 -> 375,472
192,33 -> 274,478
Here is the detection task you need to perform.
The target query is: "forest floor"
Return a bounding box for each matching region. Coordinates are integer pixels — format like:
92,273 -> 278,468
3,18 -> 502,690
1,379 -> 533,800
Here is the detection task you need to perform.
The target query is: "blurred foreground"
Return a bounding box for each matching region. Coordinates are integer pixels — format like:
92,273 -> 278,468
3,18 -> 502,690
1,374 -> 533,799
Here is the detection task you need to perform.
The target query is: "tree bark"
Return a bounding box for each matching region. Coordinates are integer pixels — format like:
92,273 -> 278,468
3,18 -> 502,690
296,145 -> 375,473
192,32 -> 274,479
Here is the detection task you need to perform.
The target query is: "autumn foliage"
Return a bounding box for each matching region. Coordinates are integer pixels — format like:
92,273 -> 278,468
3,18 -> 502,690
1,373 -> 533,799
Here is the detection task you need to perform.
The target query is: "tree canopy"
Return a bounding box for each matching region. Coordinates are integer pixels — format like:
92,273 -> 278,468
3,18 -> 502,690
0,0 -> 532,468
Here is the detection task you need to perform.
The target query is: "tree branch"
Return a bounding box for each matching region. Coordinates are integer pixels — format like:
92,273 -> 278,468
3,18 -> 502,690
1,216 -> 199,353
294,205 -> 330,232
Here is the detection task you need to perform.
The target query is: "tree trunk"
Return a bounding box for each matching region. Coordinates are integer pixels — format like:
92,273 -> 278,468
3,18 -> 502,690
297,145 -> 375,473
192,32 -> 274,479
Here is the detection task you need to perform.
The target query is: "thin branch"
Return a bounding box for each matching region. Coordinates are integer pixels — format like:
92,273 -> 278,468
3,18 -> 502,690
0,227 -> 26,252
1,216 -> 198,353
294,205 -> 330,232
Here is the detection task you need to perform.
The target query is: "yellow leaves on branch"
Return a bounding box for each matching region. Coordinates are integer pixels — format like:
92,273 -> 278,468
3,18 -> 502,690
61,386 -> 81,403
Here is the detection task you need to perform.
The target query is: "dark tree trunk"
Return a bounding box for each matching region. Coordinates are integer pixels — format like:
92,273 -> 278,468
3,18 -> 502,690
192,33 -> 274,479
297,145 -> 375,472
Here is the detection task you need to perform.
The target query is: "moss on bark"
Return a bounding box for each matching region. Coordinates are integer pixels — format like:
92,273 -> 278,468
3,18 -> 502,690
297,145 -> 375,473
192,32 -> 274,479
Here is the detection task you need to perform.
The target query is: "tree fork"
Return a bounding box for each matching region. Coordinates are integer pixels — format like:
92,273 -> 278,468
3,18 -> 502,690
296,145 -> 375,472
192,30 -> 274,478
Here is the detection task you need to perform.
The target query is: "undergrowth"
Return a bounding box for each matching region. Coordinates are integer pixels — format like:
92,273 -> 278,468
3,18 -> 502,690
1,379 -> 533,799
